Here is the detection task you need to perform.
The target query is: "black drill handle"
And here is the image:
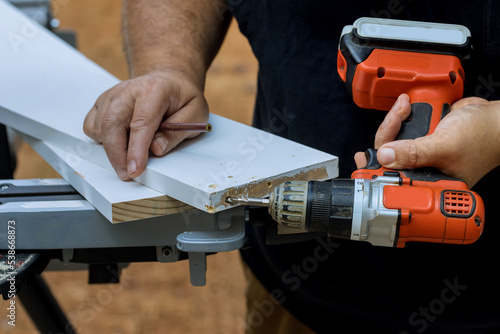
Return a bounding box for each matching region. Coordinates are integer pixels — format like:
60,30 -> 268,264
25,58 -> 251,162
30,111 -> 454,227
361,101 -> 457,181
397,102 -> 452,140
365,102 -> 452,169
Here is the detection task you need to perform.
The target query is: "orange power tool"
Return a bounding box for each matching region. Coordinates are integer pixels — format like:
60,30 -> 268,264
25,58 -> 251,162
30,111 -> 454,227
227,18 -> 485,248
334,17 -> 485,247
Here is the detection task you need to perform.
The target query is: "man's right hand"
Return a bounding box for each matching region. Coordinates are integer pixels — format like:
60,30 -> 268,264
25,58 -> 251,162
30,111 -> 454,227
83,0 -> 231,180
83,70 -> 209,180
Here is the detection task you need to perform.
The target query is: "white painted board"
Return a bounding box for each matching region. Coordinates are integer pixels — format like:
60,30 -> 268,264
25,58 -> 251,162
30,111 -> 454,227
0,1 -> 339,214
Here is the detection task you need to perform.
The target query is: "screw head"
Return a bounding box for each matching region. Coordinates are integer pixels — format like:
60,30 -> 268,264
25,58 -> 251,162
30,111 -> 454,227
162,246 -> 172,257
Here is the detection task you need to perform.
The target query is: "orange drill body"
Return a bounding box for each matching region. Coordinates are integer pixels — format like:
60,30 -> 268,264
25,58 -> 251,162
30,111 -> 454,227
345,49 -> 464,134
337,18 -> 485,247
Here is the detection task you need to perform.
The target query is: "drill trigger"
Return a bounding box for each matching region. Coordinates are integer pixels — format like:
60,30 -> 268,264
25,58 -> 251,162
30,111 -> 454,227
363,148 -> 381,170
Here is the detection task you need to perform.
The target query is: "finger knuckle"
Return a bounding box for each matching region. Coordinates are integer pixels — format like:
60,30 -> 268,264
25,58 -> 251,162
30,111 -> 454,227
374,132 -> 386,147
129,116 -> 154,132
142,75 -> 161,89
135,75 -> 166,97
464,97 -> 487,105
101,113 -> 122,130
83,122 -> 95,137
405,142 -> 420,167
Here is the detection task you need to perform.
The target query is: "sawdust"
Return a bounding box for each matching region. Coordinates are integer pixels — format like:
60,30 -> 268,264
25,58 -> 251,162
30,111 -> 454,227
205,204 -> 216,213
220,166 -> 331,209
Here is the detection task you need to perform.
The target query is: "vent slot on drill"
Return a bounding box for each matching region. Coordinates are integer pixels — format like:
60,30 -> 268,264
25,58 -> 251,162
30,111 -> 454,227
442,191 -> 474,217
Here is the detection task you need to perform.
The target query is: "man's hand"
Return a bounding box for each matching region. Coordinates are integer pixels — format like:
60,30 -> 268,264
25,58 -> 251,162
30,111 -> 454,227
83,71 -> 208,180
83,0 -> 231,180
354,94 -> 500,187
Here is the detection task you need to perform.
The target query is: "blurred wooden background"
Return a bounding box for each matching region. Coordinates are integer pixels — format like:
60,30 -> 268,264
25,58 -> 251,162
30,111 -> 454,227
4,0 -> 258,333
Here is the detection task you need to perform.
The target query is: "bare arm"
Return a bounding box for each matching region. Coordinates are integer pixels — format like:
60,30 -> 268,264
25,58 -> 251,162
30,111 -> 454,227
123,0 -> 229,85
84,0 -> 231,180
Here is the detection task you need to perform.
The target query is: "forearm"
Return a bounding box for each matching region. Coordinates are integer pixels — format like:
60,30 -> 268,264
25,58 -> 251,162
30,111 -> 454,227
123,0 -> 231,88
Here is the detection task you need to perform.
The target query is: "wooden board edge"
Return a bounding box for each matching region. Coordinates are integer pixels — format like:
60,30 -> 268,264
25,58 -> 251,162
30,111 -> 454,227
211,159 -> 339,212
111,195 -> 195,224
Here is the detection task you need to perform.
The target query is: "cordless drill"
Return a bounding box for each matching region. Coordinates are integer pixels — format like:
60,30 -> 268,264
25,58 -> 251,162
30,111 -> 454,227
228,18 -> 485,248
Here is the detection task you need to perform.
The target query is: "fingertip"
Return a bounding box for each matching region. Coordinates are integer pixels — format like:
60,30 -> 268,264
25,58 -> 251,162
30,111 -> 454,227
354,151 -> 368,169
126,147 -> 151,177
389,94 -> 408,112
127,157 -> 149,179
117,167 -> 131,181
399,94 -> 411,110
399,93 -> 410,102
127,160 -> 138,176
102,128 -> 130,181
378,147 -> 395,165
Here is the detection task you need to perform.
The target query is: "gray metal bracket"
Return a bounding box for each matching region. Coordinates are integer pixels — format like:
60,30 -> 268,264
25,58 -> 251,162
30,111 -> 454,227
176,207 -> 246,286
176,208 -> 246,253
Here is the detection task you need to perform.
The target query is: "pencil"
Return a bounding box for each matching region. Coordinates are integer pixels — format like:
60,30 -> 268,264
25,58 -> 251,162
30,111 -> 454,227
160,122 -> 212,132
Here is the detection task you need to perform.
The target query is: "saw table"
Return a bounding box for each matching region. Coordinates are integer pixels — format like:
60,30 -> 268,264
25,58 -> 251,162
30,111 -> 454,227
0,178 -> 248,332
0,178 -> 247,287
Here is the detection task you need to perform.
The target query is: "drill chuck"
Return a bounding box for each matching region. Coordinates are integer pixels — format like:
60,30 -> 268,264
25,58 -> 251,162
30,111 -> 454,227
269,181 -> 309,229
269,180 -> 356,240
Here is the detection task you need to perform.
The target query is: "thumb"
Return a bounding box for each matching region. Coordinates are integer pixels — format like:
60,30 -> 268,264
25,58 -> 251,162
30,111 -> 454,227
150,98 -> 209,156
377,136 -> 440,170
150,126 -> 193,156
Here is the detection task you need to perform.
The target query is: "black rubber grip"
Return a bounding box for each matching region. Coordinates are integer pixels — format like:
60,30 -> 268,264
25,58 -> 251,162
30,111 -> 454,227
397,102 -> 432,140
